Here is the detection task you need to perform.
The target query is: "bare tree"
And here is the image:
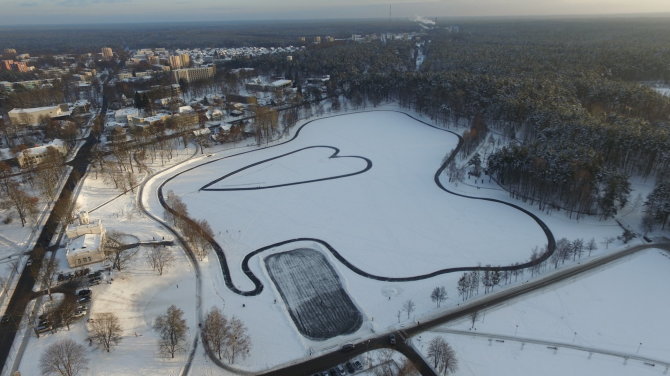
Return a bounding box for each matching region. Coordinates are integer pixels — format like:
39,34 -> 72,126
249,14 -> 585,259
373,348 -> 396,376
402,299 -> 415,319
40,339 -> 88,376
226,316 -> 251,364
187,219 -> 213,261
90,313 -> 122,352
104,231 -> 138,271
427,336 -> 458,375
431,286 -> 447,308
4,181 -> 39,227
38,258 -> 59,300
153,305 -> 188,358
586,238 -> 598,256
57,298 -> 78,331
202,307 -> 229,360
34,147 -> 66,202
397,359 -> 420,376
469,311 -> 478,329
602,236 -> 616,249
146,246 -> 176,276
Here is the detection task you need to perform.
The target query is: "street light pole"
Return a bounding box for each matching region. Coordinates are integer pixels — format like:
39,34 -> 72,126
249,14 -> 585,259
637,342 -> 642,354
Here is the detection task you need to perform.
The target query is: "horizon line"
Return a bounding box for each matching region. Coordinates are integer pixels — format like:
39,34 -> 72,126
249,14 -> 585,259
1,11 -> 670,28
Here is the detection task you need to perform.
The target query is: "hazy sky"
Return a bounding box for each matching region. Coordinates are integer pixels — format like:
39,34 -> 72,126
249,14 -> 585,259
1,0 -> 669,25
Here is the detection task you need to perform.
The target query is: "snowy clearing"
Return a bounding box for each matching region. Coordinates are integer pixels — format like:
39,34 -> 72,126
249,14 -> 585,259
419,249 -> 670,375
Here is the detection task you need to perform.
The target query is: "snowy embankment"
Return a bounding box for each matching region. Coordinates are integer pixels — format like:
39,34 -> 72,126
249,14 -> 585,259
419,249 -> 670,376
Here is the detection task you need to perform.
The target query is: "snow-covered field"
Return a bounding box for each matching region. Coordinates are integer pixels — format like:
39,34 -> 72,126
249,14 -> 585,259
163,111 -> 547,280
419,249 -> 670,375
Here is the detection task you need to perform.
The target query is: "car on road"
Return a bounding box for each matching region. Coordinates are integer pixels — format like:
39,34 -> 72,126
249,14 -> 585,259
1,315 -> 9,325
77,289 -> 92,297
78,296 -> 91,304
389,334 -> 396,345
340,344 -> 355,352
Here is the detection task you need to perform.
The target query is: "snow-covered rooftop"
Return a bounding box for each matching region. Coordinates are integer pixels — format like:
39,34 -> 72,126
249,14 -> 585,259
66,233 -> 102,257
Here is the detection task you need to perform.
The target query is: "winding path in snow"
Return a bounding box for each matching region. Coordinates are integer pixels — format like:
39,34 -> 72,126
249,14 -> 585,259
157,110 -> 556,296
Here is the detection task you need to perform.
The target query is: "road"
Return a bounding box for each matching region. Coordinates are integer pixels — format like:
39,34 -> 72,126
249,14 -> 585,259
0,97 -> 105,371
259,242 -> 670,376
435,328 -> 670,369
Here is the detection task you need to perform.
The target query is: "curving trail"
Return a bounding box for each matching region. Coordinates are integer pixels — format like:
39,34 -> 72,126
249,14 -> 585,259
157,110 -> 556,296
201,145 -> 372,191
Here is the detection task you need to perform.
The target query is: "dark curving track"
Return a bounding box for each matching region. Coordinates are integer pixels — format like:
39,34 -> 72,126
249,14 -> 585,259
201,145 -> 371,191
156,110 -> 556,296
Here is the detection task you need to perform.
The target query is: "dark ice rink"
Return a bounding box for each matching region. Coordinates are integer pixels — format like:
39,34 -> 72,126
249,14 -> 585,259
265,248 -> 363,340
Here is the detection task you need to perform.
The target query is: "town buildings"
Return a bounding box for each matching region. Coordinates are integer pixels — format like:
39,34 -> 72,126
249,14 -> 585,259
171,65 -> 215,84
8,104 -> 71,126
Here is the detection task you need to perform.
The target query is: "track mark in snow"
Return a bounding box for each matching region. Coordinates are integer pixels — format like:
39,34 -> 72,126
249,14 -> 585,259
200,146 -> 371,191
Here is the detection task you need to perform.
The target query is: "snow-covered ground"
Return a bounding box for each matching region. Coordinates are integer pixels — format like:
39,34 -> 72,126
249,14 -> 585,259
8,105 -> 668,375
163,111 -> 547,279
652,86 -> 670,97
143,108 -> 665,373
418,249 -> 670,375
11,145 -> 201,376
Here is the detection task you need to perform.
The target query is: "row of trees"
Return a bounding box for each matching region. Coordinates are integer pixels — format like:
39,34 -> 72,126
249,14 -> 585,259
164,190 -> 213,260
39,303 -> 249,375
457,238 -> 599,301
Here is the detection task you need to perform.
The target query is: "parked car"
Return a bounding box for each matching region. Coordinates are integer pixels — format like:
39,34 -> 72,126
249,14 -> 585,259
340,344 -> 355,352
335,365 -> 347,376
78,296 -> 91,304
73,308 -> 87,318
77,289 -> 92,297
1,315 -> 9,325
345,362 -> 355,373
35,324 -> 52,334
389,334 -> 396,345
353,360 -> 363,371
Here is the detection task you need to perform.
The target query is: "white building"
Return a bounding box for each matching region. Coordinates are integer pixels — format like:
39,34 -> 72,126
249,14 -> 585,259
66,233 -> 105,268
65,212 -> 106,268
8,104 -> 71,126
16,139 -> 68,168
114,107 -> 140,124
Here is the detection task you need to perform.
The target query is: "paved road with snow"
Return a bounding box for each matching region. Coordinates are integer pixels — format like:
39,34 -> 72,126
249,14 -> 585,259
434,328 -> 670,369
